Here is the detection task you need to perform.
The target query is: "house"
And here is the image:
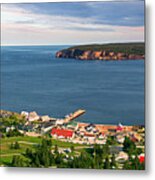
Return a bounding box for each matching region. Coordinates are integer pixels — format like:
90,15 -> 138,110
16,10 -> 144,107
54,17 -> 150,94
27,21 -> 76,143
40,115 -> 51,122
28,111 -> 40,122
0,110 -> 14,118
85,123 -> 96,132
51,128 -> 74,139
75,130 -> 85,138
138,153 -> 145,163
64,121 -> 78,130
56,119 -> 64,125
95,124 -> 117,133
116,123 -> 124,132
21,111 -> 29,119
41,120 -> 56,133
83,132 -> 96,144
96,133 -> 107,144
116,135 -> 125,144
6,126 -> 15,133
98,132 -> 106,140
131,133 -> 142,142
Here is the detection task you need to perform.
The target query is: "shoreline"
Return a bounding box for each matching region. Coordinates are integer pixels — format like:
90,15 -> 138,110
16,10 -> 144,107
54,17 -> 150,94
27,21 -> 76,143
0,109 -> 144,128
56,42 -> 145,61
1,109 -> 145,149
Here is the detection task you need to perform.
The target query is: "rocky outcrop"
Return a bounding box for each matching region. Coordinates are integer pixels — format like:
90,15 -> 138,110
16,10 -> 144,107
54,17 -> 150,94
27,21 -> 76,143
56,43 -> 145,60
56,49 -> 144,60
56,49 -> 84,59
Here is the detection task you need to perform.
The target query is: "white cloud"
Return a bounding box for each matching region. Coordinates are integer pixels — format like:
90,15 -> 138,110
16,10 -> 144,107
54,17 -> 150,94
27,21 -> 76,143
1,4 -> 144,45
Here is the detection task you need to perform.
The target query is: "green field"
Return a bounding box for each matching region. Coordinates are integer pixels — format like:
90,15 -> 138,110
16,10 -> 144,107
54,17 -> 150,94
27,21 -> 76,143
0,136 -> 87,166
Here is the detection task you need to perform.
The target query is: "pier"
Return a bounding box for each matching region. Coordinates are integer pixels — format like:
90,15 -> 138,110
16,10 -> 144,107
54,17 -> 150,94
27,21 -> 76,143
64,109 -> 86,124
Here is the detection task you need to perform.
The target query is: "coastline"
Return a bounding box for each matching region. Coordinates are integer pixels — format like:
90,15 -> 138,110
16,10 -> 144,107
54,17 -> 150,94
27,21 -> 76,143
1,109 -> 145,168
0,109 -> 143,128
56,42 -> 145,61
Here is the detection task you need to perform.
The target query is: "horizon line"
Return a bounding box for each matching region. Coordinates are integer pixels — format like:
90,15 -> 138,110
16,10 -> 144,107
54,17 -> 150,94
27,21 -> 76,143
1,41 -> 145,47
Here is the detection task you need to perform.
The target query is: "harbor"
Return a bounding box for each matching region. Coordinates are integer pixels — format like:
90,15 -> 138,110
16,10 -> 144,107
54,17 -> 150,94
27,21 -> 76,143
0,109 -> 145,169
1,109 -> 145,146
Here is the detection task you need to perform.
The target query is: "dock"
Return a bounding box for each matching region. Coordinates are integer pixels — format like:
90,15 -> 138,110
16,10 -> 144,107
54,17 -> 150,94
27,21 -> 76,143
64,109 -> 86,124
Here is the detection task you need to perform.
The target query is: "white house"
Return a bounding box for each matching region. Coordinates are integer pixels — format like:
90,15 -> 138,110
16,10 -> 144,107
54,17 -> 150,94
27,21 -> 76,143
21,111 -> 29,119
28,111 -> 40,122
40,115 -> 51,122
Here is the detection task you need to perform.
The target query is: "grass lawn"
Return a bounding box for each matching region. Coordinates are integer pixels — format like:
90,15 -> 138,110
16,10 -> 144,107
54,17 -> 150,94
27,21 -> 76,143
1,142 -> 34,155
0,156 -> 13,166
1,136 -> 42,166
1,136 -> 86,147
51,138 -> 85,148
1,136 -> 42,144
0,136 -> 88,166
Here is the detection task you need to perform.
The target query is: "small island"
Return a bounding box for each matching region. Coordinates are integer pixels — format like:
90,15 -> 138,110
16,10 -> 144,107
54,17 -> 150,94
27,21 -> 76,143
56,42 -> 145,60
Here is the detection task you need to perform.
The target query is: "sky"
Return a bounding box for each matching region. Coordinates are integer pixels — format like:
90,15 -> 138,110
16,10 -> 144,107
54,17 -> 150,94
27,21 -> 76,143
1,0 -> 145,46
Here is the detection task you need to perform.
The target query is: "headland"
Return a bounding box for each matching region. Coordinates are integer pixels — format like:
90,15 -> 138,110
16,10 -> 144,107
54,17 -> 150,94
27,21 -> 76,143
56,42 -> 145,61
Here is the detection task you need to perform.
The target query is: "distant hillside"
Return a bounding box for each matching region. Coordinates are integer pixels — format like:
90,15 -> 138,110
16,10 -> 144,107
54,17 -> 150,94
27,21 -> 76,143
56,42 -> 145,61
68,42 -> 145,55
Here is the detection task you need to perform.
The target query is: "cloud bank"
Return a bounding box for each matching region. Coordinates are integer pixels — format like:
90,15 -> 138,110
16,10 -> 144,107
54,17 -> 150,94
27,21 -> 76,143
1,1 -> 144,45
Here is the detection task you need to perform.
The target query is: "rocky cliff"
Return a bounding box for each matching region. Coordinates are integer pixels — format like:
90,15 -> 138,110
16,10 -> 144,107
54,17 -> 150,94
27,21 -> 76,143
56,43 -> 145,60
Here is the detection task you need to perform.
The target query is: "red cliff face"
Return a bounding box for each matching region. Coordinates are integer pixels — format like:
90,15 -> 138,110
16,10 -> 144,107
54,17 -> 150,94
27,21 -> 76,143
56,49 -> 144,61
92,51 -> 103,59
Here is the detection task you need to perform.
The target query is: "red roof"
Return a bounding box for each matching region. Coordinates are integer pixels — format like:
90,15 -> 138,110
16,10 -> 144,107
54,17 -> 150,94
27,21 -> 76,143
51,128 -> 73,138
139,155 -> 145,163
84,132 -> 95,137
116,126 -> 123,131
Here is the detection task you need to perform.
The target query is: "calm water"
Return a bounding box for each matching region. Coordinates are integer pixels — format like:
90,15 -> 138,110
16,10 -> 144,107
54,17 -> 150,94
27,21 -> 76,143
1,46 -> 144,125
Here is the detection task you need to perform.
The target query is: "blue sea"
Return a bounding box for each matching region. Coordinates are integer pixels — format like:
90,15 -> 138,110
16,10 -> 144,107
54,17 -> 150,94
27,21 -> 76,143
1,46 -> 144,125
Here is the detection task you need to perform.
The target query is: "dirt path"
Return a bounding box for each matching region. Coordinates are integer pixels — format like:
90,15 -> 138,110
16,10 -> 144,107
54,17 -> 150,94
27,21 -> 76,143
18,141 -> 38,145
1,153 -> 20,157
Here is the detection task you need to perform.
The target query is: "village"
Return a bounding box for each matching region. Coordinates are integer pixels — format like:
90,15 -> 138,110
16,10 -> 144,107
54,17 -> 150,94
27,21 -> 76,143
0,109 -> 145,167
18,109 -> 144,146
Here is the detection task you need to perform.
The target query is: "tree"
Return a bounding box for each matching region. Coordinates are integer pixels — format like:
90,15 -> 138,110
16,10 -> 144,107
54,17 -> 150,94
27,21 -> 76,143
34,153 -> 40,167
123,160 -> 131,170
22,139 -> 54,168
110,154 -> 117,169
104,156 -> 110,169
14,141 -> 20,149
42,152 -> 50,167
123,155 -> 145,170
10,143 -> 14,149
25,148 -> 33,158
11,156 -> 18,167
11,155 -> 29,167
6,129 -> 23,137
70,145 -> 74,153
106,136 -> 117,145
54,145 -> 58,154
55,153 -> 63,165
102,144 -> 110,159
123,137 -> 136,155
10,141 -> 20,149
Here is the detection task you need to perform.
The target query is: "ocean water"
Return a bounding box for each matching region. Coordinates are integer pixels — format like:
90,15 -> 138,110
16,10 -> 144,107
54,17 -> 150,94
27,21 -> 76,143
1,46 -> 144,125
